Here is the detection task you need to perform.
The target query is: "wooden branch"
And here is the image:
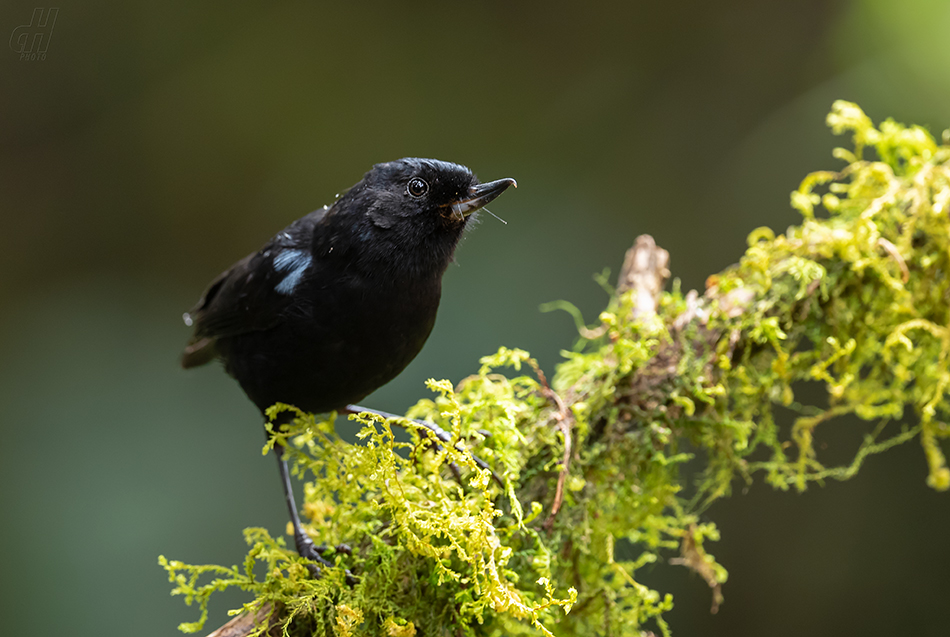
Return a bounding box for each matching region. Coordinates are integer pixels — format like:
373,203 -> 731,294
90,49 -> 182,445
617,234 -> 670,319
205,603 -> 278,637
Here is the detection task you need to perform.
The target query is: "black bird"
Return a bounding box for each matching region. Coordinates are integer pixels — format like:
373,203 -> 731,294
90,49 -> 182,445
181,157 -> 516,576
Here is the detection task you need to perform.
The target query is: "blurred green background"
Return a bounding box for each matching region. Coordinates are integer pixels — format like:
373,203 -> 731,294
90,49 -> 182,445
2,1 -> 949,635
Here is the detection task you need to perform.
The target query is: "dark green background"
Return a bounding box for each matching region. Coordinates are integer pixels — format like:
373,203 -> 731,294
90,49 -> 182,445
2,1 -> 948,635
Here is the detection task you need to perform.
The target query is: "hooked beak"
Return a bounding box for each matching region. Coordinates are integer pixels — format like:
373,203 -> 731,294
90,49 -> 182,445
450,177 -> 517,220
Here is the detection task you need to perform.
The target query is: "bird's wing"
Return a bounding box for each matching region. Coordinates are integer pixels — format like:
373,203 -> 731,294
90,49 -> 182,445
181,212 -> 323,367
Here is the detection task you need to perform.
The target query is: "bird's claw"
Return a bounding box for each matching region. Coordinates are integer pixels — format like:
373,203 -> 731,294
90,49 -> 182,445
313,542 -> 352,556
419,420 -> 452,445
420,423 -> 502,487
296,533 -> 358,586
344,406 -> 502,487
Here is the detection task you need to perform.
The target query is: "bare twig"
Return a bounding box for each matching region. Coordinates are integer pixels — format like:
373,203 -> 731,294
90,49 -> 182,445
878,237 -> 910,283
669,525 -> 724,614
530,360 -> 575,531
543,393 -> 572,530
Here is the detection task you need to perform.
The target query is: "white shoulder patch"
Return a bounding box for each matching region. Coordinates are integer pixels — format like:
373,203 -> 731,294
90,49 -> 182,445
273,249 -> 312,295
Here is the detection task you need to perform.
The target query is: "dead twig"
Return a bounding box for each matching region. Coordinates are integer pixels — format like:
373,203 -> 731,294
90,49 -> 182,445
530,360 -> 574,531
669,525 -> 723,614
878,237 -> 910,283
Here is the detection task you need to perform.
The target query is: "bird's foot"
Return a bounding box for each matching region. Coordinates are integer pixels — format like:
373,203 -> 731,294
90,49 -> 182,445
417,421 -> 501,486
343,405 -> 501,485
295,533 -> 358,586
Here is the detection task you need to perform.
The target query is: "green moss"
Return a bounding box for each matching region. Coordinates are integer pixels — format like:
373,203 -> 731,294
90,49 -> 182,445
162,102 -> 950,635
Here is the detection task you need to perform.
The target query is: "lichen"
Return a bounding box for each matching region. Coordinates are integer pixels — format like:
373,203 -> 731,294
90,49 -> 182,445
162,101 -> 950,636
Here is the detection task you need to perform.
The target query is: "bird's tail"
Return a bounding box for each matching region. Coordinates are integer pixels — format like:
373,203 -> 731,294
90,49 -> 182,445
181,336 -> 218,369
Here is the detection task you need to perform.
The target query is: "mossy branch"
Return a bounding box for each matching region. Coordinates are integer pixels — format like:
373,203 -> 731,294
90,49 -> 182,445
161,102 -> 950,637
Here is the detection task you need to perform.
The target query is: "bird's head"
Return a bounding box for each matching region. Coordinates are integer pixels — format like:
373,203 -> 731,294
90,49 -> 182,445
355,157 -> 515,229
327,158 -> 516,276
360,157 -> 517,226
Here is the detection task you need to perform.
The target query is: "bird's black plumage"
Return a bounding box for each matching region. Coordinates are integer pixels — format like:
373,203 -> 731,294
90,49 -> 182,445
182,157 -> 515,414
181,158 -> 516,578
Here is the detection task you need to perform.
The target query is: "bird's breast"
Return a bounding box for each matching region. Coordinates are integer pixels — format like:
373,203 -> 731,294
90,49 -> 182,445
223,273 -> 442,414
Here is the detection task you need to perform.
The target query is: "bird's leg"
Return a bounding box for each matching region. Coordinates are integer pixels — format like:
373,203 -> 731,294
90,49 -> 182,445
342,404 -> 501,485
342,404 -> 452,442
274,442 -> 356,584
274,442 -> 332,572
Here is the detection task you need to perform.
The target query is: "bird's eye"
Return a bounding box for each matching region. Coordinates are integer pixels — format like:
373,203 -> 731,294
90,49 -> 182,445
407,177 -> 429,198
